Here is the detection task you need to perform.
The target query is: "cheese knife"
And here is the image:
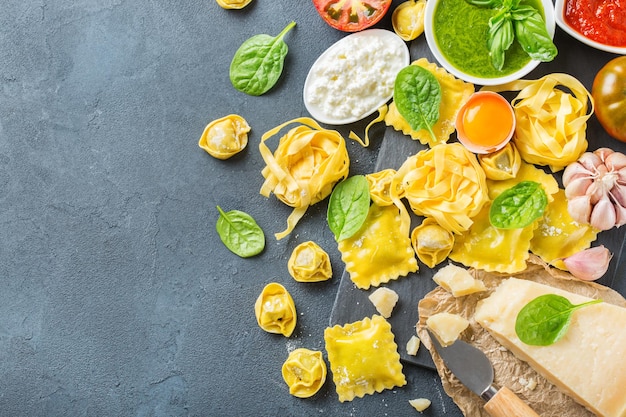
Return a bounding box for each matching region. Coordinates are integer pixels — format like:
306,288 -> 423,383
428,330 -> 540,417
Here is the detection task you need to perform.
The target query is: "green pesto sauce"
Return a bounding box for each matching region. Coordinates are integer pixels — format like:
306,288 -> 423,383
434,0 -> 544,78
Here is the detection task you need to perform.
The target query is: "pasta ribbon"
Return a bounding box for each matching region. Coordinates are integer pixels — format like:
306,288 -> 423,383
483,73 -> 593,172
391,143 -> 489,235
259,117 -> 349,239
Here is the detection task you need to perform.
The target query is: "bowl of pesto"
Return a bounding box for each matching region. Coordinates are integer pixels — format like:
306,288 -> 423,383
424,0 -> 556,86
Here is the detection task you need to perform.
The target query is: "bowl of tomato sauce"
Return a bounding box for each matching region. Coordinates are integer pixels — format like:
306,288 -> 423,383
555,0 -> 626,55
424,0 -> 556,86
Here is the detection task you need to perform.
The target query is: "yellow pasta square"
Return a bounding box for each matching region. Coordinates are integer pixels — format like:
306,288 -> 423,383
338,203 -> 417,289
324,315 -> 406,402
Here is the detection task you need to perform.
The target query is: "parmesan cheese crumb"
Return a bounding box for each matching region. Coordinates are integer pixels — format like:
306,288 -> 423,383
406,335 -> 421,356
409,398 -> 431,412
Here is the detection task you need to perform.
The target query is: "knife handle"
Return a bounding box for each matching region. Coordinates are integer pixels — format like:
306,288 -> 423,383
483,386 -> 540,417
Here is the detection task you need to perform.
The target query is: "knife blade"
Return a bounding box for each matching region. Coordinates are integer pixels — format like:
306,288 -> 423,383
428,330 -> 540,417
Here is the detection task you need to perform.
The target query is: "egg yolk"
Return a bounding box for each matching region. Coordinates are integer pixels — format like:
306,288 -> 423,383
458,93 -> 514,151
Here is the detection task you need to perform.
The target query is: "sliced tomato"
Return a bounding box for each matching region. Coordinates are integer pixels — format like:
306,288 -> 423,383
312,0 -> 392,32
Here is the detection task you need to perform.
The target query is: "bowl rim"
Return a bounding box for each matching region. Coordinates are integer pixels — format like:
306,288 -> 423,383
424,0 -> 556,86
554,0 -> 626,55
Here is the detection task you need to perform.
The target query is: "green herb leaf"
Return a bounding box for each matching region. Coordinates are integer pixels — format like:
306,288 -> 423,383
216,206 -> 265,258
515,294 -> 602,346
393,65 -> 442,142
464,0 -> 503,8
488,12 -> 515,71
511,6 -> 557,62
327,175 -> 370,241
489,181 -> 547,229
229,21 -> 296,96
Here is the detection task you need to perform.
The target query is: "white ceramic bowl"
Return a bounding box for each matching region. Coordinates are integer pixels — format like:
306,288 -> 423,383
303,29 -> 410,125
554,0 -> 626,55
424,0 -> 556,86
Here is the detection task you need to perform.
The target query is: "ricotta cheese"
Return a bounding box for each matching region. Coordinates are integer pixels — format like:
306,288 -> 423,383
303,29 -> 409,125
474,278 -> 626,417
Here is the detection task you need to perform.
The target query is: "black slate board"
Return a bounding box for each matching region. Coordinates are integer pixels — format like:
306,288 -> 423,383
330,31 -> 626,369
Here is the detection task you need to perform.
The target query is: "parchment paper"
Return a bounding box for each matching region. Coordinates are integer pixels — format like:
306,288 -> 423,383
416,255 -> 626,417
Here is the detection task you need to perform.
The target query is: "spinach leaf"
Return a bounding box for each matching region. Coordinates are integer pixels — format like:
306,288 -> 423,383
489,181 -> 547,229
229,21 -> 296,96
512,6 -> 558,62
488,12 -> 515,71
515,294 -> 602,346
393,65 -> 441,142
327,175 -> 370,241
216,206 -> 265,258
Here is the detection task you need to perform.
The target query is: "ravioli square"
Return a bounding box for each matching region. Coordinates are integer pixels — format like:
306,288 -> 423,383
338,203 -> 417,289
324,315 -> 406,402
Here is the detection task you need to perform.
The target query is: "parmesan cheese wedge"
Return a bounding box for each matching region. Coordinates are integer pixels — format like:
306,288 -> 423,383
474,278 -> 626,417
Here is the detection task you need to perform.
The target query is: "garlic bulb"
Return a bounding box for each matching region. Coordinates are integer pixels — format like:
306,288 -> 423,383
562,148 -> 626,230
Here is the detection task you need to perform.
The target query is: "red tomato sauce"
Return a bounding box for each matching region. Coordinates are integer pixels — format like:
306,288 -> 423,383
564,0 -> 626,47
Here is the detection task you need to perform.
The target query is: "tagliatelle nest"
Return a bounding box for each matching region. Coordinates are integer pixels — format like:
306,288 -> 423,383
483,73 -> 593,172
391,143 -> 489,235
259,117 -> 349,239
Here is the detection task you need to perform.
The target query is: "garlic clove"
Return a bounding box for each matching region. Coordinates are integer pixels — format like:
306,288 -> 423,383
610,182 -> 626,207
564,176 -> 593,200
563,162 -> 593,187
590,196 -> 616,231
595,147 -> 614,163
605,151 -> 626,171
562,245 -> 612,281
615,203 -> 626,227
577,151 -> 602,172
617,167 -> 626,184
586,181 -> 606,205
567,194 -> 592,224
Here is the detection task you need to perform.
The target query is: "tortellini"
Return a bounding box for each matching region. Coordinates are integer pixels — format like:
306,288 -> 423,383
259,117 -> 349,240
365,169 -> 402,206
198,114 -> 250,160
392,0 -> 426,41
281,348 -> 327,398
385,59 -> 474,147
254,283 -> 297,337
411,218 -> 454,268
287,241 -> 332,282
483,73 -> 593,172
391,143 -> 489,235
324,315 -> 406,402
478,142 -> 521,181
216,0 -> 252,9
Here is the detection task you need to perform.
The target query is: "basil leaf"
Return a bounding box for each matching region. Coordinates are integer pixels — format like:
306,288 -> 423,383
511,6 -> 557,62
489,181 -> 547,229
229,21 -> 296,96
393,65 -> 441,142
327,175 -> 370,241
216,206 -> 265,258
515,294 -> 602,346
488,12 -> 515,71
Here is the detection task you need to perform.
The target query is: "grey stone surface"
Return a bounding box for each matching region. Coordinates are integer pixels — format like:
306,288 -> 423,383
0,1 -> 623,416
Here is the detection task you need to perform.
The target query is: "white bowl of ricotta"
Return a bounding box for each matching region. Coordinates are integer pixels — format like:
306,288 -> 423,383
303,29 -> 410,125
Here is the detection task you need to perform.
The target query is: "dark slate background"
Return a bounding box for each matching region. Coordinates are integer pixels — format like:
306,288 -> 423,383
0,1 -> 623,416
